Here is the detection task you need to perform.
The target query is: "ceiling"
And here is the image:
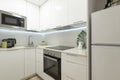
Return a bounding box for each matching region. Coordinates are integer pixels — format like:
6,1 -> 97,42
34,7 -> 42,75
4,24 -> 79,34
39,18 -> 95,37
27,0 -> 48,6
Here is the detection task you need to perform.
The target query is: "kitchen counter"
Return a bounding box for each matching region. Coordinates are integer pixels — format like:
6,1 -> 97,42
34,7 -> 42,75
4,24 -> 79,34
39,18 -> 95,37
0,46 -> 36,51
37,45 -> 87,57
0,45 -> 88,57
63,48 -> 87,57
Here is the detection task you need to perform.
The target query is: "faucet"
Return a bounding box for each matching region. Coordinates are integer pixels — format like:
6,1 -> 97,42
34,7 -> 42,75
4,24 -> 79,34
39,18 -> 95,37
28,35 -> 34,47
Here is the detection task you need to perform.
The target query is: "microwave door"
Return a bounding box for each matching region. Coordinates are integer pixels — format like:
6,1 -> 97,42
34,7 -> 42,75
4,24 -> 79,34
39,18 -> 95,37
1,13 -> 25,27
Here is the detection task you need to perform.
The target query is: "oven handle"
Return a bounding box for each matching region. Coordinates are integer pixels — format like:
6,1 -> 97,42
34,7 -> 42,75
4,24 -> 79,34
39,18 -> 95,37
44,55 -> 58,62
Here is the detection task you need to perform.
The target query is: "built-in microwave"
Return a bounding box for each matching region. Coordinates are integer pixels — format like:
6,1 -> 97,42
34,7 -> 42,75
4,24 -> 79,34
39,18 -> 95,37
0,10 -> 27,29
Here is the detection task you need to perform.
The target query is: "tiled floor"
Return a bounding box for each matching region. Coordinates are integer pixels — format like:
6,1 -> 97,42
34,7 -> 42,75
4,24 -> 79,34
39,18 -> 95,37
28,76 -> 43,80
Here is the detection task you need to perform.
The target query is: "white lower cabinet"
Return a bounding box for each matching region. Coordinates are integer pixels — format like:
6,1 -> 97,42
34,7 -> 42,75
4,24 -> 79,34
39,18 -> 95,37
0,49 -> 24,80
36,48 -> 44,77
25,48 -> 36,77
62,53 -> 88,80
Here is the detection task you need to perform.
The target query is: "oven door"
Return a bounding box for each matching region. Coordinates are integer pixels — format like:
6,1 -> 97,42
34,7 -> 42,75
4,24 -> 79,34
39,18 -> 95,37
44,54 -> 61,80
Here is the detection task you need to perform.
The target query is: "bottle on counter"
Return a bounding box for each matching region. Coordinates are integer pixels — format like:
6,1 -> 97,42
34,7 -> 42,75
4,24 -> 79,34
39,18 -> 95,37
40,41 -> 47,46
2,40 -> 7,48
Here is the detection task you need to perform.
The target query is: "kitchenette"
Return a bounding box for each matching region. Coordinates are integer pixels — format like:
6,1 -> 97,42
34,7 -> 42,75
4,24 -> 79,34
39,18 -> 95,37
0,0 -> 88,80
1,0 -> 120,80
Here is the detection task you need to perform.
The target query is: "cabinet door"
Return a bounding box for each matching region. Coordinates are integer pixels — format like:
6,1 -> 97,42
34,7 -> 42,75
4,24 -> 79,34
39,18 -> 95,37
25,48 -> 36,77
0,50 -> 24,80
26,2 -> 40,30
92,46 -> 120,80
36,48 -> 44,77
51,0 -> 68,27
62,53 -> 88,80
0,0 -> 26,16
62,59 -> 87,80
68,0 -> 87,24
39,0 -> 68,30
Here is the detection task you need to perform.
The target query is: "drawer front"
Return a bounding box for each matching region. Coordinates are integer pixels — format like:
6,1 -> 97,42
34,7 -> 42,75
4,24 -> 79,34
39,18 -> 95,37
62,53 -> 87,65
62,59 -> 87,80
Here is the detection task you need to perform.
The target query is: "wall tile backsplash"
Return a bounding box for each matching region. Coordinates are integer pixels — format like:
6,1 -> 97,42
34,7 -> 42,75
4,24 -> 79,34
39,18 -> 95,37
0,27 -> 86,47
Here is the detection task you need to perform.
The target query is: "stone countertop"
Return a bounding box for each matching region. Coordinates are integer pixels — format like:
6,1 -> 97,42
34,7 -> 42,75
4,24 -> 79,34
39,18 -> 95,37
62,48 -> 87,57
0,45 -> 88,57
37,45 -> 87,57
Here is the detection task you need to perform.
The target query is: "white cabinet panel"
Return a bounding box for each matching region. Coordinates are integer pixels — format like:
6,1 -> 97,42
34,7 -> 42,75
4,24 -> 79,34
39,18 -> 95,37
39,0 -> 54,30
0,0 -> 26,16
0,50 -> 24,80
51,0 -> 68,27
92,46 -> 120,80
26,2 -> 40,30
36,48 -> 44,77
92,5 -> 120,44
39,0 -> 68,30
39,0 -> 87,30
62,53 -> 88,80
25,48 -> 36,77
68,0 -> 87,24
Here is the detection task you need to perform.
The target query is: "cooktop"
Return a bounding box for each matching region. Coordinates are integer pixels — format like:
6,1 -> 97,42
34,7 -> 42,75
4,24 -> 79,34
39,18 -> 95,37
46,46 -> 74,50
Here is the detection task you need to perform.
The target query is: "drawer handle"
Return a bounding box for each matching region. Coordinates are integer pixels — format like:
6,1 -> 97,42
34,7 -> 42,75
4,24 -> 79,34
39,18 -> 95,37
66,60 -> 87,66
66,60 -> 79,65
66,75 -> 75,80
66,53 -> 78,57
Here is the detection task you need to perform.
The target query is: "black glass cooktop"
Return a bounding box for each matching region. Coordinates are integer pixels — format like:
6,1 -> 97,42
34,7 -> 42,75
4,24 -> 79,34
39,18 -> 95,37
46,46 -> 74,50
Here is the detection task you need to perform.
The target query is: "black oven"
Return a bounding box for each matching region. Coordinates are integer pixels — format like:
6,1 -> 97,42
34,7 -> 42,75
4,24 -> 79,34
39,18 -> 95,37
44,49 -> 61,80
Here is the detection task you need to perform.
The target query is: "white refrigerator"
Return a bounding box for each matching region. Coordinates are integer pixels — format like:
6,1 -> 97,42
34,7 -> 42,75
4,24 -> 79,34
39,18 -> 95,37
91,5 -> 120,80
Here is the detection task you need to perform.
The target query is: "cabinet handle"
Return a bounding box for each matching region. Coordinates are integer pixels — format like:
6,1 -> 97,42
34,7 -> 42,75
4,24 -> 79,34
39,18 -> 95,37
66,75 -> 75,80
66,60 -> 87,66
66,60 -> 79,65
66,53 -> 78,57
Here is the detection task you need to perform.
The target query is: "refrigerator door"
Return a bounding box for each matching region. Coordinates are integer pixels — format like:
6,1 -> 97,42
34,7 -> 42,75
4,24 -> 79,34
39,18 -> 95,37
91,5 -> 120,45
92,46 -> 120,80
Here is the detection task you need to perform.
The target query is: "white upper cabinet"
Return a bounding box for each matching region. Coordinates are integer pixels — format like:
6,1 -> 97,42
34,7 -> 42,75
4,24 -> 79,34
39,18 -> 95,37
39,0 -> 54,30
0,0 -> 27,16
25,48 -> 36,77
68,0 -> 87,24
53,0 -> 68,27
40,0 -> 68,30
39,0 -> 87,30
26,2 -> 40,30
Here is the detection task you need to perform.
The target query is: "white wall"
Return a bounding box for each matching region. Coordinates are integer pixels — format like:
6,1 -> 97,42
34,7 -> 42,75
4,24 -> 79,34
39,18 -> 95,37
26,2 -> 40,30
